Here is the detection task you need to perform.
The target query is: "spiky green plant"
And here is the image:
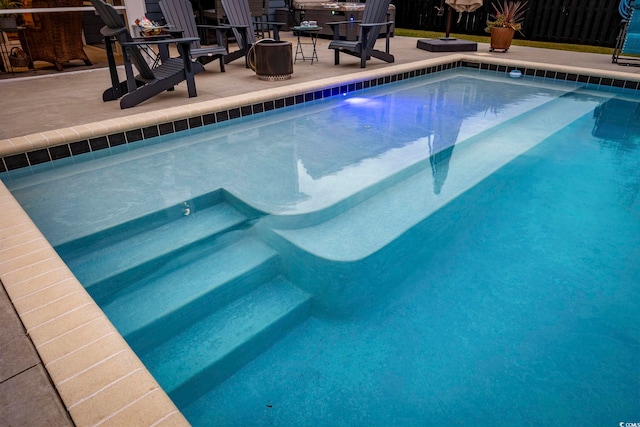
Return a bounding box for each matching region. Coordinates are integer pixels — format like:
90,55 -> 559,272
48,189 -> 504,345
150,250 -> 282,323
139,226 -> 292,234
485,1 -> 529,34
0,0 -> 23,8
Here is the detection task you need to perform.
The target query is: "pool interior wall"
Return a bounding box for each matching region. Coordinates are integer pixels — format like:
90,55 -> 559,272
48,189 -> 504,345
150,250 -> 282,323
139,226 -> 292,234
1,60 -> 640,426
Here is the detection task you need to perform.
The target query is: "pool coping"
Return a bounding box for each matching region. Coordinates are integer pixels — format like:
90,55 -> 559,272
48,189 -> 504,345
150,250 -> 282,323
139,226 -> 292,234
1,54 -> 640,426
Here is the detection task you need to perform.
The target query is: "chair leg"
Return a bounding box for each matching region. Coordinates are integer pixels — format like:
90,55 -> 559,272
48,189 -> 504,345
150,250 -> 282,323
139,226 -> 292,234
334,49 -> 340,65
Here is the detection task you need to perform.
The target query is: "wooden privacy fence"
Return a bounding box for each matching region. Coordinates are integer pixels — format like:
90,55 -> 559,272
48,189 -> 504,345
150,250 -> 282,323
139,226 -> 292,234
393,0 -> 623,47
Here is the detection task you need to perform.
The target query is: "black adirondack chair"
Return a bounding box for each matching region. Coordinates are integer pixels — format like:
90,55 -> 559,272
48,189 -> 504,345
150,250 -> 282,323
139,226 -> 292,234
220,0 -> 284,65
90,0 -> 205,109
159,0 -> 228,72
327,0 -> 395,68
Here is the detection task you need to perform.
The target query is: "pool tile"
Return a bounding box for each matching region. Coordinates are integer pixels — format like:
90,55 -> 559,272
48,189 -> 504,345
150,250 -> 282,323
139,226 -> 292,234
0,241 -> 52,271
90,389 -> 186,427
158,122 -> 174,135
241,105 -> 252,116
108,132 -> 127,147
68,374 -> 187,427
59,352 -> 149,408
44,332 -> 125,382
25,301 -> 104,345
252,102 -> 264,114
89,136 -> 109,151
142,125 -> 160,139
203,113 -> 216,125
263,100 -> 275,111
49,144 -> 71,160
188,116 -> 203,128
3,268 -> 73,299
1,253 -> 61,286
0,230 -> 43,249
64,368 -> 176,425
4,153 -> 29,170
70,140 -> 90,155
12,276 -> 77,307
216,110 -> 229,122
36,316 -> 119,363
229,107 -> 241,119
19,290 -> 93,329
26,149 -> 50,165
125,129 -> 144,143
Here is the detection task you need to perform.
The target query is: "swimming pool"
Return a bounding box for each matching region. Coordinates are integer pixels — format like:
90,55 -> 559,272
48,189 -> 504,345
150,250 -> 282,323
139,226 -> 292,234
2,68 -> 639,425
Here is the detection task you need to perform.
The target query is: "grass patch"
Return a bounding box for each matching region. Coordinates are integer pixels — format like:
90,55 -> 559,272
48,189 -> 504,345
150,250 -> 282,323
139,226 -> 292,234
395,28 -> 614,55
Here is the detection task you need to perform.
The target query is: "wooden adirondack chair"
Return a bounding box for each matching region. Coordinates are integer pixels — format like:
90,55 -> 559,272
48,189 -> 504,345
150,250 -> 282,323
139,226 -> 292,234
220,0 -> 284,65
327,0 -> 395,68
90,0 -> 205,108
159,0 -> 228,72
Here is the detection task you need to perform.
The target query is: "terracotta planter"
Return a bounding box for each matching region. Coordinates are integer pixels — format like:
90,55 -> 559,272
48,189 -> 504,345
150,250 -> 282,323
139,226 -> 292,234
490,27 -> 515,52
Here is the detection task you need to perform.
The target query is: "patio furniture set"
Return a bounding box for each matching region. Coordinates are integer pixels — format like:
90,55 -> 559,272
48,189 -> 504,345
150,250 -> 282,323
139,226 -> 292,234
90,0 -> 395,109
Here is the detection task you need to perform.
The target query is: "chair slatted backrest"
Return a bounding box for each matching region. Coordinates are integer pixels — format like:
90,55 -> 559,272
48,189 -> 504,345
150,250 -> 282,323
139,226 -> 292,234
624,1 -> 640,54
221,0 -> 256,46
159,0 -> 203,49
361,0 -> 392,50
89,0 -> 155,80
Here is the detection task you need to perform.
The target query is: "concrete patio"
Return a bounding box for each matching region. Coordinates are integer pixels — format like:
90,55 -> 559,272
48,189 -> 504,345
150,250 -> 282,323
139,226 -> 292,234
1,33 -> 639,426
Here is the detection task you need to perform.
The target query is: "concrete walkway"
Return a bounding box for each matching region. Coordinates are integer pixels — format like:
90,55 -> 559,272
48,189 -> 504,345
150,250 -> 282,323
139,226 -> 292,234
1,34 -> 639,426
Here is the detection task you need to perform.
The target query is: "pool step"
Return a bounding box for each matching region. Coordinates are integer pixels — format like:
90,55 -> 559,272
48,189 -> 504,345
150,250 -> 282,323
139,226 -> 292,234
101,236 -> 281,354
270,92 -> 603,262
64,201 -> 249,304
140,277 -> 312,408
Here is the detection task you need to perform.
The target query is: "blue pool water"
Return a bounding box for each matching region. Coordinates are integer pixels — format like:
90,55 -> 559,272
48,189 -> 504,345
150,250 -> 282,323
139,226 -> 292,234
2,69 -> 639,425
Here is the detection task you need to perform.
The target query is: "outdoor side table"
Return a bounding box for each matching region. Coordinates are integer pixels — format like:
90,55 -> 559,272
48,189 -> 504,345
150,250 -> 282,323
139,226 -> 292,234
292,26 -> 322,64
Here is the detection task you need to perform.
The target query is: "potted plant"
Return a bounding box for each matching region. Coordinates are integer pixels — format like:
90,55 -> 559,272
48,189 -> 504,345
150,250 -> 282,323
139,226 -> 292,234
485,0 -> 528,52
0,0 -> 23,29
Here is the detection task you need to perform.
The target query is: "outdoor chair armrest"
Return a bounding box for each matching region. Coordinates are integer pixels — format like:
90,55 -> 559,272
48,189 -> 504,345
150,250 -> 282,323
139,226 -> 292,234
196,24 -> 230,30
196,24 -> 228,46
131,34 -> 174,42
220,23 -> 251,30
326,19 -> 363,26
165,28 -> 185,37
100,26 -> 129,38
359,20 -> 394,28
120,37 -> 200,47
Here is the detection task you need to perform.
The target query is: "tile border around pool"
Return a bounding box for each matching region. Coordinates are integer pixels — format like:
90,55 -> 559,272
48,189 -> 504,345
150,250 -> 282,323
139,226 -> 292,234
2,54 -> 640,426
2,53 -> 640,173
